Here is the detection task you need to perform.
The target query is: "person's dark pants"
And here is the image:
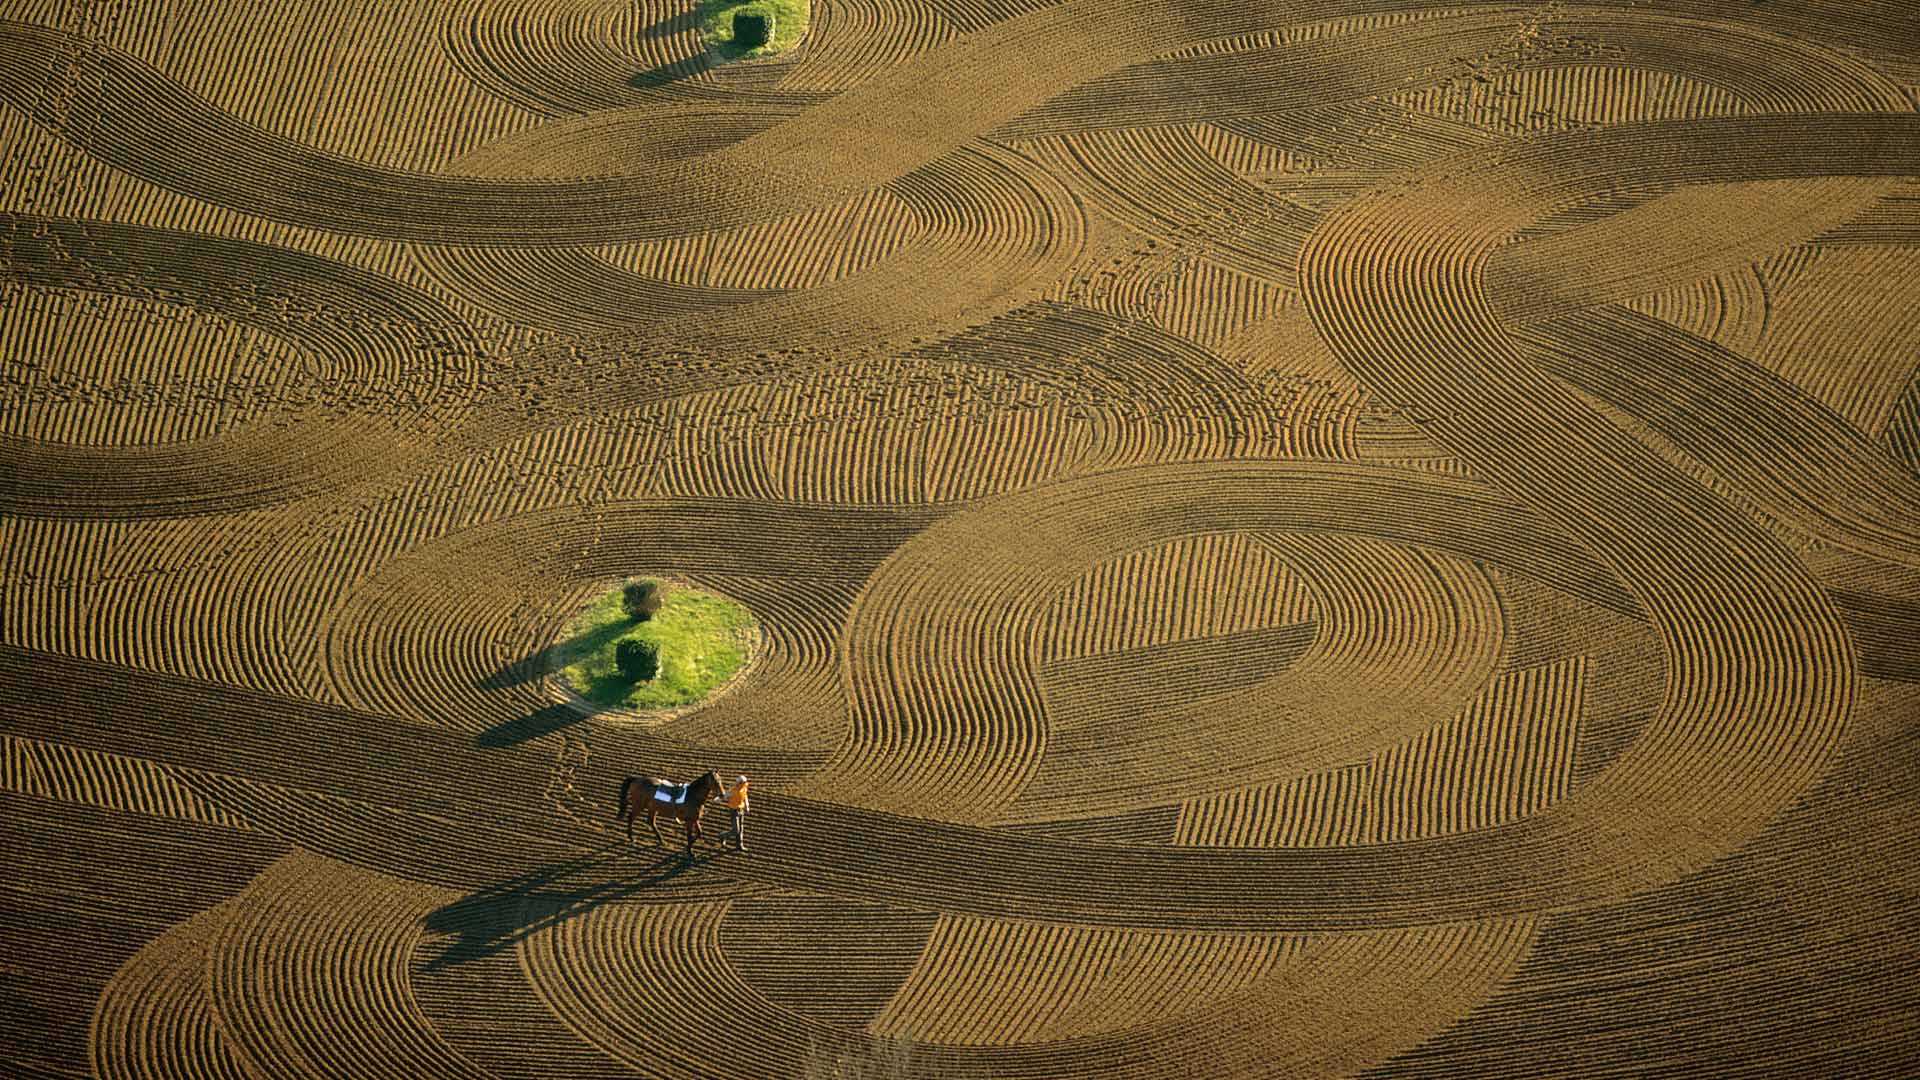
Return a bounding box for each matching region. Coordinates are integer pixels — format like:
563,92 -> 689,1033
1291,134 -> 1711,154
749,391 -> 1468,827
729,808 -> 746,849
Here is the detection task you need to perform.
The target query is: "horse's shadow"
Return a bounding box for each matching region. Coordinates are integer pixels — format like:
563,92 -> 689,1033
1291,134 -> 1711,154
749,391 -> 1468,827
420,842 -> 717,970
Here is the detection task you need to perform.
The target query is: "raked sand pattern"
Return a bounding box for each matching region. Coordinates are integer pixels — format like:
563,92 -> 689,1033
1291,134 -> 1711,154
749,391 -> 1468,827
3,1 -> 1919,1077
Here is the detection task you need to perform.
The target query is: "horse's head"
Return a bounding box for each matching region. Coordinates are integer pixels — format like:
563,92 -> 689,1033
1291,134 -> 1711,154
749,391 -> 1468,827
702,769 -> 725,800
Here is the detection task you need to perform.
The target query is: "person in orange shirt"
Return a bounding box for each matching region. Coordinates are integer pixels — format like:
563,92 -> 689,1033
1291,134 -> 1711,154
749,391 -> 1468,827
721,774 -> 750,853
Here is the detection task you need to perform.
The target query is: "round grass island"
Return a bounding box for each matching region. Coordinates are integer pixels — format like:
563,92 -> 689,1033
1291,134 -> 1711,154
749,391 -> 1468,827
550,579 -> 759,715
698,0 -> 809,61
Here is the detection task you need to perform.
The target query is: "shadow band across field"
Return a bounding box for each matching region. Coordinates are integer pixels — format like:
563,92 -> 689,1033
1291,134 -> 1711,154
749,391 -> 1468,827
7,637 -> 1920,931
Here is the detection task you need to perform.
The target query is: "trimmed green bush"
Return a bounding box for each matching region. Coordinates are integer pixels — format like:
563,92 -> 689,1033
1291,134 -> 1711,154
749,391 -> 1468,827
615,637 -> 660,683
732,11 -> 772,49
698,0 -> 807,60
622,579 -> 664,621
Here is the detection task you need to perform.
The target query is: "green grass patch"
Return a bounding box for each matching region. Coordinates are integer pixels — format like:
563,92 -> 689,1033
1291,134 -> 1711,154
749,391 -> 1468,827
698,0 -> 808,60
552,582 -> 758,711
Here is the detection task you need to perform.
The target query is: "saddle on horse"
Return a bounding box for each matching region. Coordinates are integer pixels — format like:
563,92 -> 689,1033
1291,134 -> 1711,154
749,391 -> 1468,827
651,782 -> 690,806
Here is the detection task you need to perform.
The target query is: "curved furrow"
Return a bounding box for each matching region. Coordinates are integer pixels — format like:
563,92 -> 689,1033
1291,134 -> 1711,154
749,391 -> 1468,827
0,2 -> 1353,245
0,507 -> 344,697
779,0 -> 961,93
599,186 -> 924,292
1494,563 -> 1656,673
1037,532 -> 1318,660
915,0 -> 1060,36
1362,673 -> 1920,1079
0,784 -> 290,1079
666,392 -> 1095,505
718,892 -> 940,1029
518,899 -> 833,1079
1813,179 -> 1920,246
1001,8 -> 1905,142
1623,263 -> 1770,360
522,139 -> 1093,392
413,244 -> 779,334
1365,656 -> 1585,843
1032,622 -> 1320,743
220,353 -> 1125,709
1223,99 -> 1494,181
412,888 -> 654,1080
0,213 -> 480,518
952,907 -> 1536,1076
648,574 -> 855,752
1216,302 -> 1376,459
438,353 -> 1095,508
1396,12 -> 1907,139
91,0 -> 545,175
4,646 -> 757,892
1399,64 -> 1748,137
870,918 -> 1302,1044
894,300 -> 1298,470
1172,763 -> 1376,848
446,103 -> 798,178
1753,246 -> 1920,438
521,890 -> 1536,1080
92,902 -> 263,1080
812,459 -> 1634,826
1007,534 -> 1504,822
1546,12 -> 1910,115
1485,177 -> 1894,324
5,733 -> 249,830
174,770 -> 579,889
1300,111 -> 1920,907
1889,383 -> 1920,479
29,643 -> 1903,931
879,918 -> 1539,1079
1056,255 -> 1293,350
0,287 -> 318,447
205,851 -> 495,1080
1516,304 -> 1920,565
1021,125 -> 1314,288
995,7 -> 1539,140
0,214 -> 477,390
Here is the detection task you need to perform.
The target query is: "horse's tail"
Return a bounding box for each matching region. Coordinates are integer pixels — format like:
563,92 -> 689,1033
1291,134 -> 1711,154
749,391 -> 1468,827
616,777 -> 636,820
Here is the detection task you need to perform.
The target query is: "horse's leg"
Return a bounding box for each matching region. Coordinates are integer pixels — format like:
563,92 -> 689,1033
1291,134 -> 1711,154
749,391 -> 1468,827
649,807 -> 664,848
685,814 -> 697,857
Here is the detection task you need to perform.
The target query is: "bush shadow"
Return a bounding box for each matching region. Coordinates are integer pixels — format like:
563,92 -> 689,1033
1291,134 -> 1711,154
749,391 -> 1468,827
629,7 -> 713,88
474,703 -> 595,748
476,617 -> 629,694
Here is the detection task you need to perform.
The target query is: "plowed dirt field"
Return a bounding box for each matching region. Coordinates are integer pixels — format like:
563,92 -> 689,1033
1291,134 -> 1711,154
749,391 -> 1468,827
4,1 -> 1918,1077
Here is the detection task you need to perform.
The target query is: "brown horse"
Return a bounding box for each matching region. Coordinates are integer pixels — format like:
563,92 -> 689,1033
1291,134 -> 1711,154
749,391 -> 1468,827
616,770 -> 724,854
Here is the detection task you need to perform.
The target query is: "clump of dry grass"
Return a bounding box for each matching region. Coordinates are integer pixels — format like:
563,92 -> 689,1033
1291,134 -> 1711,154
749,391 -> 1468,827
805,1031 -> 938,1080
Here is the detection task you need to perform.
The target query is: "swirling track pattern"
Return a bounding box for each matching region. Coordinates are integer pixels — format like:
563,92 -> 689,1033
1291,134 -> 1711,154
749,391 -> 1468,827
4,1 -> 1919,1078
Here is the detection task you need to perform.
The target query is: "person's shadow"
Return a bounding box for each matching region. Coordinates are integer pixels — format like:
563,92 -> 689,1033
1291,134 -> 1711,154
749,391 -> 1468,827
419,842 -> 718,969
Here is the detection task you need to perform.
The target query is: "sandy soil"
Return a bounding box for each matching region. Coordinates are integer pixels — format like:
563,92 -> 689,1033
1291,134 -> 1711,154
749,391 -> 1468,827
3,1 -> 1918,1077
